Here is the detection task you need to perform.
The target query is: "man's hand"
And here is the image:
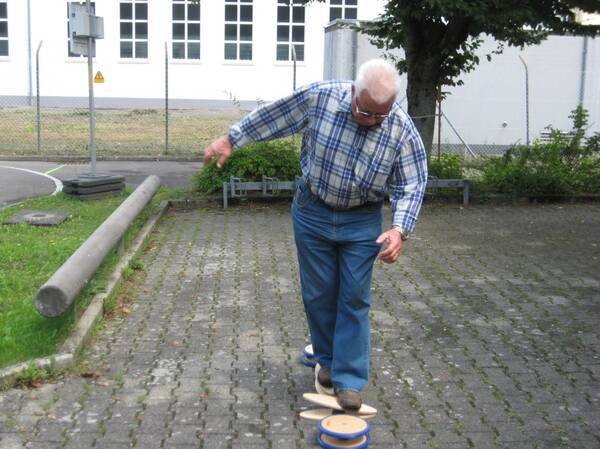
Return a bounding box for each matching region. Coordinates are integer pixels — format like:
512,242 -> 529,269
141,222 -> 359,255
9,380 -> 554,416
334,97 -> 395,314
203,135 -> 233,168
376,228 -> 404,264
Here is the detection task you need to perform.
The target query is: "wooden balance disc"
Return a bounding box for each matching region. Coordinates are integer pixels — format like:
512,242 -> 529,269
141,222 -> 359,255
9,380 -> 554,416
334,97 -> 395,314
299,408 -> 377,421
303,393 -> 377,416
319,414 -> 370,440
318,433 -> 370,449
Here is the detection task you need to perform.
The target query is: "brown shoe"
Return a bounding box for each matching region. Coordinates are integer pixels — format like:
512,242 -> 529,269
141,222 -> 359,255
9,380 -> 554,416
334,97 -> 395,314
335,389 -> 362,411
317,366 -> 332,388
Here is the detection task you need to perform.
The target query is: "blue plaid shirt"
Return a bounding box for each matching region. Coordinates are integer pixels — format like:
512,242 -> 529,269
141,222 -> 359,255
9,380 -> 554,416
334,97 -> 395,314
228,80 -> 428,233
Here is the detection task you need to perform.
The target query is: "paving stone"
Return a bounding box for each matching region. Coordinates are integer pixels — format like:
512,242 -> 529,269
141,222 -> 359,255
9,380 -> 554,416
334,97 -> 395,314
2,204 -> 600,448
131,433 -> 165,449
164,424 -> 202,446
200,435 -> 234,449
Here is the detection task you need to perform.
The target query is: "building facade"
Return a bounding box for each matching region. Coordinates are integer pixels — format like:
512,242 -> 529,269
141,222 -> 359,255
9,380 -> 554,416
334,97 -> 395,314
0,0 -> 385,107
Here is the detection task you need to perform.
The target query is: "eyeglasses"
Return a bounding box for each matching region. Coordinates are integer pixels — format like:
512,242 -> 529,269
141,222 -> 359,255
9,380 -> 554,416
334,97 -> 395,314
355,97 -> 389,119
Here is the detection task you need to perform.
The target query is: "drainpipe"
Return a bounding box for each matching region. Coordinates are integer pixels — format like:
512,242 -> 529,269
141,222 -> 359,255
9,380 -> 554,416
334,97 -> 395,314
27,0 -> 33,105
579,36 -> 588,107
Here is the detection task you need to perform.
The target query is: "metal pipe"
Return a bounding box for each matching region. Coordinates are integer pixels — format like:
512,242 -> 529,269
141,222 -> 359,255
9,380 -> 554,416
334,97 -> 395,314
36,40 -> 43,154
518,55 -> 530,146
35,175 -> 161,317
441,112 -> 477,157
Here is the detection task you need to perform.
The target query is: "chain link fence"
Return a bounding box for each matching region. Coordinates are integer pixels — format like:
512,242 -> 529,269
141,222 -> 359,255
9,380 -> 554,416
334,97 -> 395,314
2,34 -> 598,159
0,41 -> 247,159
0,98 -> 243,159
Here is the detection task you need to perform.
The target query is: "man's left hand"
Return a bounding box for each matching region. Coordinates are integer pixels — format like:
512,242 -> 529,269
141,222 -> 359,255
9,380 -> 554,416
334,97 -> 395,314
376,229 -> 404,264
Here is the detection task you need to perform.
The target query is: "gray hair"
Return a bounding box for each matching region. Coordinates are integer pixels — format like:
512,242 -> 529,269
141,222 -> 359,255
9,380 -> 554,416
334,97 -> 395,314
354,59 -> 401,104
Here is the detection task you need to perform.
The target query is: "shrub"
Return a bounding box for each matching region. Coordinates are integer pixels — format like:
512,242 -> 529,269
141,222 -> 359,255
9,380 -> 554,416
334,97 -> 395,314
194,140 -> 301,193
479,106 -> 600,196
480,142 -> 573,195
428,153 -> 463,179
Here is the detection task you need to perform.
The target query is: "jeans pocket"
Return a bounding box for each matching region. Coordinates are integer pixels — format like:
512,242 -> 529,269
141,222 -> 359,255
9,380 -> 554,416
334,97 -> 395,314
295,180 -> 315,209
294,186 -> 304,208
294,184 -> 309,208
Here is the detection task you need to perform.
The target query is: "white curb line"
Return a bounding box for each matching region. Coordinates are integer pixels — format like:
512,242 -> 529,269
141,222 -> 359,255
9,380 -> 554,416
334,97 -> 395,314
0,165 -> 64,196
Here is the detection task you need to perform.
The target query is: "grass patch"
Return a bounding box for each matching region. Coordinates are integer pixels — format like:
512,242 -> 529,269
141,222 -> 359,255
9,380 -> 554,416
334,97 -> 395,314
0,108 -> 244,157
0,187 -> 182,368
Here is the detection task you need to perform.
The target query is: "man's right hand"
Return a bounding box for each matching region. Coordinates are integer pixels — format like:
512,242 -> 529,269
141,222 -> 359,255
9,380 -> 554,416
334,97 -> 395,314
203,135 -> 233,168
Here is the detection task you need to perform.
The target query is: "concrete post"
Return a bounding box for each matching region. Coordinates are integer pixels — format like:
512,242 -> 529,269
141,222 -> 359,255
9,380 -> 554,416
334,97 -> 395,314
35,175 -> 161,317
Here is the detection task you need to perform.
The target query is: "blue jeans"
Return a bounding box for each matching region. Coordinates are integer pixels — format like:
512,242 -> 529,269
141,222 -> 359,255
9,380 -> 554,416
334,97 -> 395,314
292,179 -> 382,391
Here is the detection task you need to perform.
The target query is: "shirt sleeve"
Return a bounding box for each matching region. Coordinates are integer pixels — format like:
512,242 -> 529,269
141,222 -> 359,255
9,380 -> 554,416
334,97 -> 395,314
228,85 -> 313,149
389,123 -> 428,233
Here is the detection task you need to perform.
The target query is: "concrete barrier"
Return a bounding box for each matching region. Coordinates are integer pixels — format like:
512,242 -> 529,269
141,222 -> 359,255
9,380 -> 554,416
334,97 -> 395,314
35,175 -> 161,317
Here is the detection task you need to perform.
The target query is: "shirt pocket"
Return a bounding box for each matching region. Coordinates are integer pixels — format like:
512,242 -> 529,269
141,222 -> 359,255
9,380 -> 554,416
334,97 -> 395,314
354,139 -> 395,193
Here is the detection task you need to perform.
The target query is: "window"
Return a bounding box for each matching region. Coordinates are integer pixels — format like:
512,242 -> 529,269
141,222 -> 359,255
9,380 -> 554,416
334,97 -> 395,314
0,1 -> 7,56
329,0 -> 357,22
276,0 -> 304,62
120,0 -> 148,59
172,0 -> 200,60
67,2 -> 95,57
224,0 -> 252,61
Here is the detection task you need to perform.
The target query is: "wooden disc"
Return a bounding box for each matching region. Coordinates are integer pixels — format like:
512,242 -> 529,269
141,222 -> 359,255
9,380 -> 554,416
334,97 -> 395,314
318,433 -> 369,449
303,393 -> 377,416
299,408 -> 333,421
319,414 -> 370,439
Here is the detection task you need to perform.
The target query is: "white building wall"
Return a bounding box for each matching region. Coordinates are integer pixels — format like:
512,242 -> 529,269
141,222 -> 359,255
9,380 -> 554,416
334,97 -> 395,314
0,0 -> 385,103
327,25 -> 600,147
0,0 -> 30,96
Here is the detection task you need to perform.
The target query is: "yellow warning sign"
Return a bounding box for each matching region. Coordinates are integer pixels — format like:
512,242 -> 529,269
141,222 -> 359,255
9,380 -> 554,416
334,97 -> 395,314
94,71 -> 104,83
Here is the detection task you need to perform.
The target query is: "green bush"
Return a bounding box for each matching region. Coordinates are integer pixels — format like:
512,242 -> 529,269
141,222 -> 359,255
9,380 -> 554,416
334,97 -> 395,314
194,140 -> 301,193
480,143 -> 573,195
428,153 -> 463,179
479,106 -> 600,196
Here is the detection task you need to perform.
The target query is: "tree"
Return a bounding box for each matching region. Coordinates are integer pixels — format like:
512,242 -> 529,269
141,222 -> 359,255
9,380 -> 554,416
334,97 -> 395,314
359,1 -> 600,154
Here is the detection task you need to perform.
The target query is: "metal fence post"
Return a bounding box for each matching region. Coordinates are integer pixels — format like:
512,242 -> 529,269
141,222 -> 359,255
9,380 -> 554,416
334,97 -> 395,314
436,84 -> 442,160
36,40 -> 43,154
518,55 -> 530,146
165,41 -> 169,155
291,45 -> 297,91
579,36 -> 588,107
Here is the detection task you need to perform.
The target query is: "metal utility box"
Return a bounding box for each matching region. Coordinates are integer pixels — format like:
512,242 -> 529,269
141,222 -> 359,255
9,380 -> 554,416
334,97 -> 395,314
70,12 -> 104,39
68,2 -> 104,56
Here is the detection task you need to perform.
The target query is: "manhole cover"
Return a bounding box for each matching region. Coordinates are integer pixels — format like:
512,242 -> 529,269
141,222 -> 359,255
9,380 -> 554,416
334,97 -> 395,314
3,209 -> 70,226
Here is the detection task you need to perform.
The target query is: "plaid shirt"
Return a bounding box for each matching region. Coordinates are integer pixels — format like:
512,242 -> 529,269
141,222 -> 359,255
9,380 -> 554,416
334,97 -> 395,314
228,80 -> 428,233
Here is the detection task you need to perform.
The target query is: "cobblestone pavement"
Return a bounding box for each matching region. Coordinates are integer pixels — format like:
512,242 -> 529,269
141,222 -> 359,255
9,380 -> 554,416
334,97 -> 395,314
1,202 -> 600,449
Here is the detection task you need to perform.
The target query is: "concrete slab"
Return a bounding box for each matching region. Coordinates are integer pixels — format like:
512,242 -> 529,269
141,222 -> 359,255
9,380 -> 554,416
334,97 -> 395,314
2,209 -> 70,226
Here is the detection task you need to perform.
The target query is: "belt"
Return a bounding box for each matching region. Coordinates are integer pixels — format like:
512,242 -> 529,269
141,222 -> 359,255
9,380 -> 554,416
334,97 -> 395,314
304,178 -> 383,212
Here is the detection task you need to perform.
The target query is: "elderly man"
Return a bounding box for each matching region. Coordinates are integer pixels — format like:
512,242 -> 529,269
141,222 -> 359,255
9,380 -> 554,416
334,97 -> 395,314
203,59 -> 428,410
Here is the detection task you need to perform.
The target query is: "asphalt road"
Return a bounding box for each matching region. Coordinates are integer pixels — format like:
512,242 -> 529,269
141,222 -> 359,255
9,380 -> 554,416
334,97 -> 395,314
0,160 -> 203,208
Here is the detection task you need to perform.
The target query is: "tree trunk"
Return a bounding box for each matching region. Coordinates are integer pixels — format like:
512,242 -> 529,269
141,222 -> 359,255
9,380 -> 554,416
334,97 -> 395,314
404,22 -> 441,157
406,66 -> 438,156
